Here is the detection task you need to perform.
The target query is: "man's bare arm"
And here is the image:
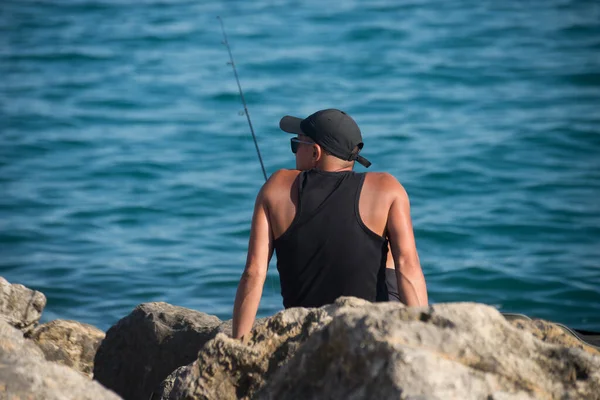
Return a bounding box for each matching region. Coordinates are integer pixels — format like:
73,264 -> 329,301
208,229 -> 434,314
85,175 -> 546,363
386,177 -> 428,306
232,185 -> 273,339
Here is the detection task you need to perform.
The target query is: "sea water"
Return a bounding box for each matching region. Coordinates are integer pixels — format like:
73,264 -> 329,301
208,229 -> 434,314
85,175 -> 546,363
1,0 -> 599,331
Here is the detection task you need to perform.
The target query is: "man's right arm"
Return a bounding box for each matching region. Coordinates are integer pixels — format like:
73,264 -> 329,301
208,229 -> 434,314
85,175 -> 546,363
232,182 -> 273,339
385,176 -> 428,306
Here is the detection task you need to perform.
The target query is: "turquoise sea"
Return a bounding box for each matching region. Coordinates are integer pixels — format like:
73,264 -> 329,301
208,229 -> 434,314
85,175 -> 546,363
1,0 -> 599,331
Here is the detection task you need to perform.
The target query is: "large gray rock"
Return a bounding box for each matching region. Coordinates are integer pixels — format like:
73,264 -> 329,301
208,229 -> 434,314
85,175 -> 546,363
153,316 -> 270,400
151,365 -> 193,400
28,319 -> 105,378
93,302 -> 225,400
161,297 -> 370,400
260,302 -> 600,400
0,276 -> 46,333
508,317 -> 600,356
0,318 -> 121,400
162,299 -> 600,400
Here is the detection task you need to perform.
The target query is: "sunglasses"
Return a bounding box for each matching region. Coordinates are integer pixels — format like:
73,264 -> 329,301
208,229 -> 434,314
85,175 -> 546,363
290,137 -> 315,154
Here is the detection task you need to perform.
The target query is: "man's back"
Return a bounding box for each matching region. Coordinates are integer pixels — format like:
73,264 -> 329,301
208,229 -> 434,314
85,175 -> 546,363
231,109 -> 427,339
265,169 -> 394,307
264,169 -> 399,242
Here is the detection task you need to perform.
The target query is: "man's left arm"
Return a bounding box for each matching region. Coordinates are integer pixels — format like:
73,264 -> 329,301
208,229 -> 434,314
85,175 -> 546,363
232,186 -> 273,339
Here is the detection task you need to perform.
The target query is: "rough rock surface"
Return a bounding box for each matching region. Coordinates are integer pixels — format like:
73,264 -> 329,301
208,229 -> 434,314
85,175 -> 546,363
0,318 -> 121,400
0,276 -> 46,333
28,319 -> 105,378
161,297 -> 370,400
93,302 -> 224,400
151,365 -> 193,400
260,302 -> 600,399
509,318 -> 600,356
153,317 -> 269,400
162,299 -> 600,400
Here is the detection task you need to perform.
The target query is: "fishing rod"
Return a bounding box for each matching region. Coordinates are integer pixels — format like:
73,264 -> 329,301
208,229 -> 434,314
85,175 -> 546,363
217,16 -> 268,182
218,17 -> 278,300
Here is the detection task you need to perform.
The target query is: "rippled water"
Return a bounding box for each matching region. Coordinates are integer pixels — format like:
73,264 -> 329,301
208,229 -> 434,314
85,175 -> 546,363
1,0 -> 599,331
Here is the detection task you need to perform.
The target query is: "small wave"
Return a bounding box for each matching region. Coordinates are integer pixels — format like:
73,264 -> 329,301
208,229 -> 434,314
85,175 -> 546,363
5,50 -> 116,63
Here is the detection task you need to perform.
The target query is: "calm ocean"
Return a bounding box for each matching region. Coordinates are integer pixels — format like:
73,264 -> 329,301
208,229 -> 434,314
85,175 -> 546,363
1,0 -> 599,331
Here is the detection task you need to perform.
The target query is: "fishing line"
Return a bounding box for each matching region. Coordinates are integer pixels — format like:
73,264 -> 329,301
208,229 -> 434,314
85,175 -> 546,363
217,16 -> 268,182
218,16 -> 277,302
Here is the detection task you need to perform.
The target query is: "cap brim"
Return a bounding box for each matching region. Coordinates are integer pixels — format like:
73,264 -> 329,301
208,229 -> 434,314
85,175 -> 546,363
279,116 -> 304,135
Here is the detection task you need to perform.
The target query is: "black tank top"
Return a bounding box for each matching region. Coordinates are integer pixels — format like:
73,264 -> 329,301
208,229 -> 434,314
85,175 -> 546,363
274,169 -> 389,308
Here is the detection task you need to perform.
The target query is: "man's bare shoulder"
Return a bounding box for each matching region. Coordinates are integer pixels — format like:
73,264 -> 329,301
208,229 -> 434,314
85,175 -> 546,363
365,172 -> 406,194
265,169 -> 301,187
260,169 -> 301,199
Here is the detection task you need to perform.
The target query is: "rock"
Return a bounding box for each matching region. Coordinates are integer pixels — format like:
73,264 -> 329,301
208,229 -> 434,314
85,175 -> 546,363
508,318 -> 600,356
162,297 -> 371,400
0,276 -> 46,333
28,319 -> 105,378
93,302 -> 223,400
151,365 -> 193,400
153,316 -> 271,400
162,299 -> 600,400
0,316 -> 45,359
0,318 -> 121,400
215,319 -> 233,337
211,317 -> 269,340
259,302 -> 600,400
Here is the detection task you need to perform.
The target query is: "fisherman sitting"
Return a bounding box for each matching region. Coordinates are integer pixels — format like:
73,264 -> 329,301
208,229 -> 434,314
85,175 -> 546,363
232,109 -> 428,339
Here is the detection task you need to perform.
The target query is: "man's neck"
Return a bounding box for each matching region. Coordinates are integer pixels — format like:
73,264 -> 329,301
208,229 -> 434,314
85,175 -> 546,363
314,159 -> 354,172
313,166 -> 353,172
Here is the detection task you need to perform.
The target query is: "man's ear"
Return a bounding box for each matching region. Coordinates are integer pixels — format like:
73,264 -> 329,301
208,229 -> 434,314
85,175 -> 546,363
313,144 -> 322,162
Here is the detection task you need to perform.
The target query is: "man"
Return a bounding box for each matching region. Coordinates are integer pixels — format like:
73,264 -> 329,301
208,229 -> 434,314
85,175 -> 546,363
232,109 -> 427,339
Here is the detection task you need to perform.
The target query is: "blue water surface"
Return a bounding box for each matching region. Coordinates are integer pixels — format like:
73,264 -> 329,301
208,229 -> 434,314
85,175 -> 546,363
1,0 -> 599,331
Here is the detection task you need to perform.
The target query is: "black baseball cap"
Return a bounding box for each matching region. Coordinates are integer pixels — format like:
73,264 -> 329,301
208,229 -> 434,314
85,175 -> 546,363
279,109 -> 372,168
